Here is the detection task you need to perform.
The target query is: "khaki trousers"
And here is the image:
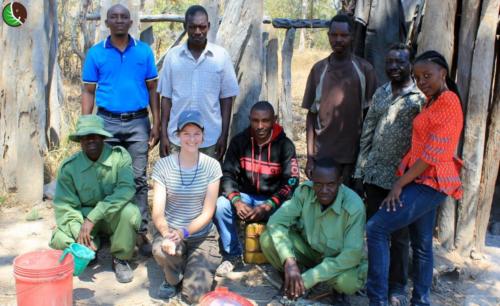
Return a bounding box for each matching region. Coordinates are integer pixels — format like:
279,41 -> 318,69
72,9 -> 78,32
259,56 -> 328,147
152,226 -> 222,304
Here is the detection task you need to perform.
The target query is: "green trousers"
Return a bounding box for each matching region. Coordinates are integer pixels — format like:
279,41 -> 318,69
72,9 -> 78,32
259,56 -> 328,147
49,203 -> 141,260
260,230 -> 367,295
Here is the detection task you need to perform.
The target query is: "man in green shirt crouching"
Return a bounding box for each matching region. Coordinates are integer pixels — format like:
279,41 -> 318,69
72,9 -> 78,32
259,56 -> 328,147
260,158 -> 367,302
49,115 -> 141,283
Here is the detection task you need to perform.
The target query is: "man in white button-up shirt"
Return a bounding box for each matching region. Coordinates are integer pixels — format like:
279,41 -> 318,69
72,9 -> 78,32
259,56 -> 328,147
157,5 -> 239,160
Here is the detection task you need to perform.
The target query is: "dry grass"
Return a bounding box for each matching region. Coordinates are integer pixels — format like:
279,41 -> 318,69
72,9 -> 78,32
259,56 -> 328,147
291,49 -> 330,102
290,49 -> 330,179
44,80 -> 82,182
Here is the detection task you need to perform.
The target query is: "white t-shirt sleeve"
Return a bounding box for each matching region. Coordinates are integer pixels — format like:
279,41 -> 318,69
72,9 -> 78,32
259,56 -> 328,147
219,49 -> 240,99
206,156 -> 223,184
157,53 -> 173,98
151,158 -> 168,188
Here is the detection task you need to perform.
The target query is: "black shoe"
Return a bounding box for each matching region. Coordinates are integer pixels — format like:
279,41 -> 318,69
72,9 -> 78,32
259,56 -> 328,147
331,290 -> 350,306
112,258 -> 133,283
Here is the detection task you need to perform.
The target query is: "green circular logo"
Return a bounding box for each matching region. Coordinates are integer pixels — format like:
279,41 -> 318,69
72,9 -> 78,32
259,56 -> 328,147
2,2 -> 27,27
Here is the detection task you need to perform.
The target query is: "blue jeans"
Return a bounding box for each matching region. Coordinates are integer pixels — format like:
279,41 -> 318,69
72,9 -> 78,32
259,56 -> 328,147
366,183 -> 447,306
214,193 -> 269,256
99,113 -> 150,234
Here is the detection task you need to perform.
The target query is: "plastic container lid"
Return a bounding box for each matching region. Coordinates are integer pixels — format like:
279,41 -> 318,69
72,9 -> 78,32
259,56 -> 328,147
199,287 -> 253,306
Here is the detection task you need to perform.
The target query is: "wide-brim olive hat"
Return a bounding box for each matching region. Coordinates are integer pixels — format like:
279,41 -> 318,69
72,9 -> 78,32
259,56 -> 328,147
69,115 -> 113,142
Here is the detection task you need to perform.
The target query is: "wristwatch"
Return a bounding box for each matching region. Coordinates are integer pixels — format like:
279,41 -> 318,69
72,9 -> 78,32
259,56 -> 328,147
181,227 -> 190,239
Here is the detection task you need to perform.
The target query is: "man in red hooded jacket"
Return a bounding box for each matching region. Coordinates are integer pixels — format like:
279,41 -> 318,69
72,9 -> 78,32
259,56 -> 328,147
214,101 -> 300,275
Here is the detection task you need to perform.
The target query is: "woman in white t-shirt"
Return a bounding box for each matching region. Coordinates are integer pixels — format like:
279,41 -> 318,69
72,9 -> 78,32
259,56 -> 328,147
151,110 -> 222,304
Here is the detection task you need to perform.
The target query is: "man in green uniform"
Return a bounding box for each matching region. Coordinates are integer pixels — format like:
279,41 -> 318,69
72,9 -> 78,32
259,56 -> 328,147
260,158 -> 367,302
49,115 -> 141,283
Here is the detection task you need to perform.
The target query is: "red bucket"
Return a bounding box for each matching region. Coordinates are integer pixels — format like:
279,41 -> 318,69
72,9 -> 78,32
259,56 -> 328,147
199,287 -> 253,306
13,249 -> 74,306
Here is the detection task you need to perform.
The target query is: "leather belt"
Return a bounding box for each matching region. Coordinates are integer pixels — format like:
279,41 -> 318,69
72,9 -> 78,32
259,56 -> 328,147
97,107 -> 148,120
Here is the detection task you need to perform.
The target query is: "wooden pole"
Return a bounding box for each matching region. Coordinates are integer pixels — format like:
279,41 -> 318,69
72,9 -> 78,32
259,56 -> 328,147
455,0 -> 482,109
266,35 -> 279,112
202,0 -> 221,42
416,0 -> 457,66
259,32 -> 269,101
475,52 -> 500,252
456,0 -> 500,256
280,28 -> 296,139
436,198 -> 456,250
86,13 -> 331,29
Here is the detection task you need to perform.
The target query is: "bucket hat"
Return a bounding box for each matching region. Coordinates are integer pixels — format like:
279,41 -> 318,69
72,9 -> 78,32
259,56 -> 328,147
69,115 -> 113,142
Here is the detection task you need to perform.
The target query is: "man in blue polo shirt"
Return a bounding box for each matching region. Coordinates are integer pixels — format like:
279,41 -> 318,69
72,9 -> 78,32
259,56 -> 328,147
81,4 -> 159,255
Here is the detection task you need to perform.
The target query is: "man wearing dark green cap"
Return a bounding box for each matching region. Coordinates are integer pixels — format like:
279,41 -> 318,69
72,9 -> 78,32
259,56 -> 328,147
49,115 -> 141,283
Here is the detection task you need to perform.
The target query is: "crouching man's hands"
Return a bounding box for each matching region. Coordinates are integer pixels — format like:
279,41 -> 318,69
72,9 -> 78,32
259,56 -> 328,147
77,219 -> 97,251
283,258 -> 306,300
246,203 -> 273,222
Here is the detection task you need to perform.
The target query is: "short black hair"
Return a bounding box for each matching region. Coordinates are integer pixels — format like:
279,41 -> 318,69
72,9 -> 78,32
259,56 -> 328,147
313,158 -> 343,175
389,43 -> 411,53
106,4 -> 130,19
387,42 -> 412,61
185,5 -> 208,24
329,14 -> 353,33
250,101 -> 275,116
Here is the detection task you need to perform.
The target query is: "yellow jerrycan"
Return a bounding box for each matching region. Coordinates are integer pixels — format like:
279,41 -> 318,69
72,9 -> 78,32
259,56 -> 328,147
244,223 -> 269,264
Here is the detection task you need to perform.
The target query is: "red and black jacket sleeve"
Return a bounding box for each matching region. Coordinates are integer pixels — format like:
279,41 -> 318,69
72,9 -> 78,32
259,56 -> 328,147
221,135 -> 243,204
267,138 -> 300,208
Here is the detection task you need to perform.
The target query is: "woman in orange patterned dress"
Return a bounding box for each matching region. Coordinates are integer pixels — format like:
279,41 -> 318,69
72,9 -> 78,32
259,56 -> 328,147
366,50 -> 463,306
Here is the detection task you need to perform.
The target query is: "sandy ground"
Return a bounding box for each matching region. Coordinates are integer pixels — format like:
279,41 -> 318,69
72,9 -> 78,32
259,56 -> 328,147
1,203 -> 499,306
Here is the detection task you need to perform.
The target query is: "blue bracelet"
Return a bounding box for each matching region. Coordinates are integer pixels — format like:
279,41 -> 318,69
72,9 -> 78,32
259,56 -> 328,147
182,227 -> 190,239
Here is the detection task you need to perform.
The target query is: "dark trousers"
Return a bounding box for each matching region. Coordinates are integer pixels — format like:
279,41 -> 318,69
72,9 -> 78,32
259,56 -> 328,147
99,113 -> 150,234
366,183 -> 446,306
365,183 -> 409,295
341,163 -> 356,188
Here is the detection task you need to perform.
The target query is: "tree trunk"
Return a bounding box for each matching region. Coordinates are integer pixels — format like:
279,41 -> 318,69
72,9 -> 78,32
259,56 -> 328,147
217,0 -> 263,135
416,0 -> 457,66
474,51 -> 500,253
202,0 -> 221,43
280,28 -> 296,139
0,0 -> 58,203
455,0 -> 500,257
455,0 -> 482,109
